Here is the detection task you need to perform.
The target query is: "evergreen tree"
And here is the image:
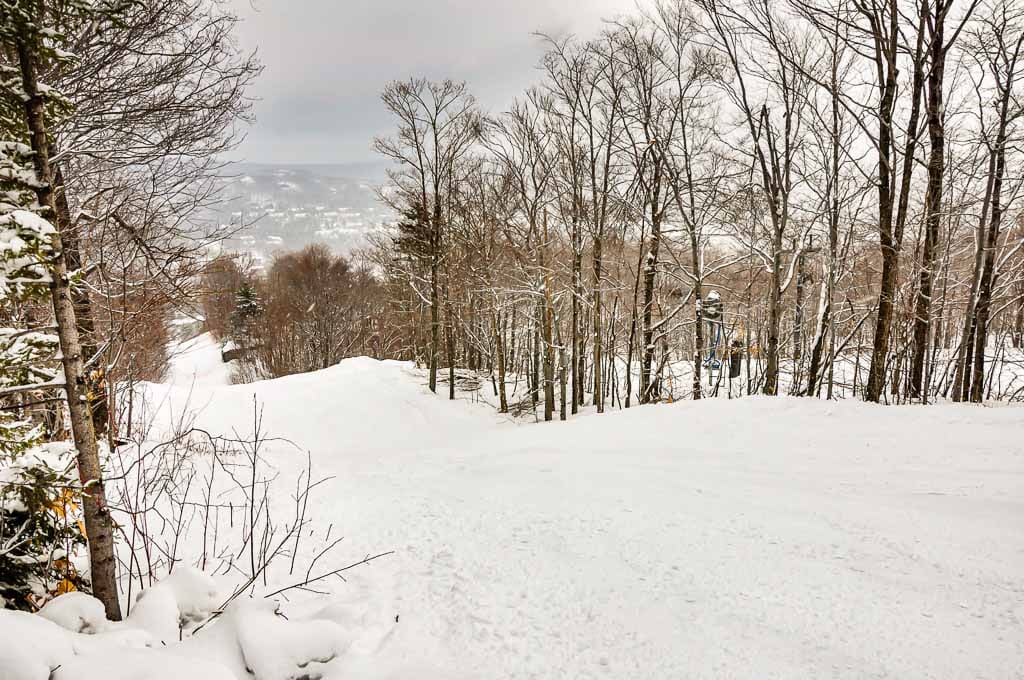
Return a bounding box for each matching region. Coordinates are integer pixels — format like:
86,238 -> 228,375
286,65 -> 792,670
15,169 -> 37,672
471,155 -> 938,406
0,444 -> 86,610
0,134 -> 85,614
230,281 -> 262,346
1,0 -> 130,618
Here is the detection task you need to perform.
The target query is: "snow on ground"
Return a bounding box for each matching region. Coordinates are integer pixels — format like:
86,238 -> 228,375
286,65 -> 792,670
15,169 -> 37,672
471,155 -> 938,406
138,352 -> 1024,678
163,332 -> 234,388
6,345 -> 1024,678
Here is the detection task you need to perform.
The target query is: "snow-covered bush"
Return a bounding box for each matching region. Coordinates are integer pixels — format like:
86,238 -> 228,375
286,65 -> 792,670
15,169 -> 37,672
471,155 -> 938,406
0,142 -> 41,215
0,93 -> 75,611
0,210 -> 56,300
0,326 -> 59,392
0,443 -> 88,610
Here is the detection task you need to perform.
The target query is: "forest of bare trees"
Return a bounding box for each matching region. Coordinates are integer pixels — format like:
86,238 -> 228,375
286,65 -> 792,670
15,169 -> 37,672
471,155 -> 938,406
201,246 -> 390,381
351,0 -> 1024,414
5,0 -> 1021,615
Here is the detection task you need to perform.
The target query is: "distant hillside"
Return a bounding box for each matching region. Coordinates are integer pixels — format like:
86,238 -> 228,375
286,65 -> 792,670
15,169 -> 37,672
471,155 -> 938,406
210,162 -> 397,264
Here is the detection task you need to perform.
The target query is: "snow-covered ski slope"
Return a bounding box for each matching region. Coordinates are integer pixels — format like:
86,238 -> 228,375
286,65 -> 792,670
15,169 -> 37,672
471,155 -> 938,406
145,340 -> 1024,678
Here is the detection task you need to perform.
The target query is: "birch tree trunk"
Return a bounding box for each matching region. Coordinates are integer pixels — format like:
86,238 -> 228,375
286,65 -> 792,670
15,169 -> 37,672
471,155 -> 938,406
16,32 -> 122,620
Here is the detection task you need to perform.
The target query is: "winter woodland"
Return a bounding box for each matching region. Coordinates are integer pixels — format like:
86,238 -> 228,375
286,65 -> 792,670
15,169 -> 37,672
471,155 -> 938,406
0,0 -> 1022,678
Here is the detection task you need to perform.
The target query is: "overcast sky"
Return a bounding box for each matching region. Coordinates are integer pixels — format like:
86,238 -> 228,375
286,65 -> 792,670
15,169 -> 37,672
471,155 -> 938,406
228,0 -> 637,164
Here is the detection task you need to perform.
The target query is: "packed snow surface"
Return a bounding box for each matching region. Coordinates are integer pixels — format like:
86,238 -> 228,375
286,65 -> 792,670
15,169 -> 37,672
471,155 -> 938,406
7,341 -> 1024,678
163,331 -> 234,388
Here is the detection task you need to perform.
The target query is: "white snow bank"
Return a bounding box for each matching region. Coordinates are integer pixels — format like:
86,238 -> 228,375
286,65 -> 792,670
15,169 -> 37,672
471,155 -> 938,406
124,567 -> 220,643
52,647 -> 235,680
36,592 -> 107,633
29,568 -> 219,644
139,356 -> 494,456
1,570 -> 358,680
0,611 -> 74,680
179,598 -> 351,680
0,608 -> 153,680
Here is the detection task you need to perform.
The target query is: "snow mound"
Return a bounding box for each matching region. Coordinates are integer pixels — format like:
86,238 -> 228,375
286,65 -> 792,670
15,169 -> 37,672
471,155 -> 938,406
126,567 -> 220,643
141,355 -> 494,454
52,647 -> 236,680
0,572 -> 360,680
181,598 -> 351,680
0,609 -> 153,680
36,592 -> 107,633
0,611 -> 74,680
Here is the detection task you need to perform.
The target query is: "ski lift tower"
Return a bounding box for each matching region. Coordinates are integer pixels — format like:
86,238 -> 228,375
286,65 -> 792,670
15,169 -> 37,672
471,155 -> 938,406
703,290 -> 725,380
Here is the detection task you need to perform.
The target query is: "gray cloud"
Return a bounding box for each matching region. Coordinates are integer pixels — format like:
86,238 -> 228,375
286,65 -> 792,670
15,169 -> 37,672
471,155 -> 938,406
229,0 -> 637,163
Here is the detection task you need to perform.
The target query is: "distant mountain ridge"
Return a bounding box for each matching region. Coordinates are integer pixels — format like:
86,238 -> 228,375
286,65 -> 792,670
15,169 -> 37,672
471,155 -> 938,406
232,161 -> 392,183
210,161 -> 396,264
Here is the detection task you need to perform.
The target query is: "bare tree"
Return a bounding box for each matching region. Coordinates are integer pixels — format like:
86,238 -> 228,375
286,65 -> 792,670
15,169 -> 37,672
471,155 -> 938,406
375,79 -> 479,394
909,0 -> 980,400
698,0 -> 816,395
955,0 -> 1024,402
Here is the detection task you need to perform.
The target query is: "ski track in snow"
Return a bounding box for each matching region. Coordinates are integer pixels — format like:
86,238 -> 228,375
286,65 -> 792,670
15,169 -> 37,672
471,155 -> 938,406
142,336 -> 1024,679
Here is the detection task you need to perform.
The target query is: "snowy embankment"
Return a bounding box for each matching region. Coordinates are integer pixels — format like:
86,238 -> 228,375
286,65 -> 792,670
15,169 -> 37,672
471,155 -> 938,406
3,334 -> 1023,679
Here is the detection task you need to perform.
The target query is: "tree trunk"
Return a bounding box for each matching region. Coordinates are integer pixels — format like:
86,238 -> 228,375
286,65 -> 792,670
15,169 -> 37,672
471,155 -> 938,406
951,151 -> 995,401
640,205 -> 662,404
807,56 -> 842,398
556,315 -> 567,421
865,123 -> 900,400
53,165 -> 109,437
532,304 -> 540,408
806,255 -> 832,397
592,233 -> 604,412
429,248 -> 439,393
693,283 -> 704,401
541,213 -> 555,421
670,162 -> 703,401
910,8 -> 947,401
444,284 -> 455,401
792,244 -> 807,375
571,218 -> 582,413
491,309 -> 508,413
1014,284 -> 1023,348
866,5 -> 926,402
16,33 -> 122,620
763,229 -> 783,396
970,133 -> 1009,402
